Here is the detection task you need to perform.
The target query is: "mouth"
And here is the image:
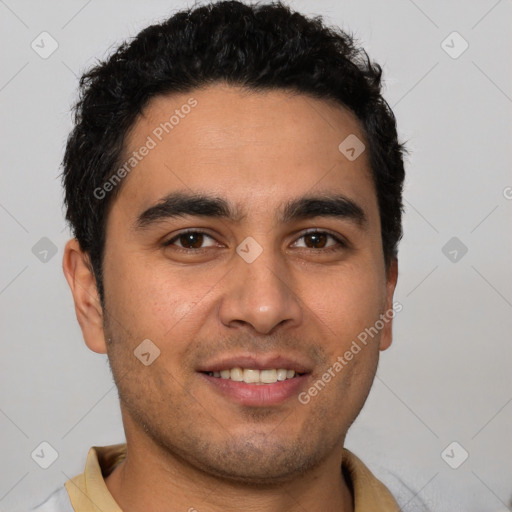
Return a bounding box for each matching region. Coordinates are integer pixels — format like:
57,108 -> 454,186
201,367 -> 305,384
197,355 -> 312,406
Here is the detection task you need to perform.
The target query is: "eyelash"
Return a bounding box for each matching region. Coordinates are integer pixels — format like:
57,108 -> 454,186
163,229 -> 347,253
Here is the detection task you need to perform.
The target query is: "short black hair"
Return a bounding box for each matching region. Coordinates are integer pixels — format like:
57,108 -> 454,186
62,0 -> 406,304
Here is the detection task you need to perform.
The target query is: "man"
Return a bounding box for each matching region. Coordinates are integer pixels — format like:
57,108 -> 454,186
32,0 -> 414,510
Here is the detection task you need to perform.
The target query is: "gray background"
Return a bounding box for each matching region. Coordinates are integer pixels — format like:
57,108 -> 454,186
1,0 -> 511,510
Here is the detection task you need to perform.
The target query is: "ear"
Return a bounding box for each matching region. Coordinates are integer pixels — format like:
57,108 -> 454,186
379,257 -> 398,351
62,239 -> 107,354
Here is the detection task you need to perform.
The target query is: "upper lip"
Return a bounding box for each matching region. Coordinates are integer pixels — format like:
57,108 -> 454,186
197,354 -> 313,374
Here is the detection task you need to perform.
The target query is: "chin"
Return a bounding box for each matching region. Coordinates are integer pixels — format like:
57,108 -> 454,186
182,436 -> 324,485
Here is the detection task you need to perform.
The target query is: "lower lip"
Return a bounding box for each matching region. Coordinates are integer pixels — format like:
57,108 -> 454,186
199,373 -> 309,406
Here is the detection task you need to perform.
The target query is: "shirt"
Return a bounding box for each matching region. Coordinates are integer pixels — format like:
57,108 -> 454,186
29,443 -> 403,511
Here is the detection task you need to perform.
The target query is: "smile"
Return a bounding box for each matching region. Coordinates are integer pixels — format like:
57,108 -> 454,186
203,367 -> 303,384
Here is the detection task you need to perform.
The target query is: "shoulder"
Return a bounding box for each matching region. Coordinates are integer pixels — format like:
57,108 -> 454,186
343,448 -> 432,512
361,458 -> 433,512
28,485 -> 74,512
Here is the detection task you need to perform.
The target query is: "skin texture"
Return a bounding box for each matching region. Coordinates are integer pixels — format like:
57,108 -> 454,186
63,83 -> 398,512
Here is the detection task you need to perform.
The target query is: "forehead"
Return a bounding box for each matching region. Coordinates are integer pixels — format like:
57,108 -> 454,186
113,84 -> 377,225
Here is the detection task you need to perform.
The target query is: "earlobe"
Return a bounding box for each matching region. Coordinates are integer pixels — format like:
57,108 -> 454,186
62,239 -> 107,354
379,258 -> 398,351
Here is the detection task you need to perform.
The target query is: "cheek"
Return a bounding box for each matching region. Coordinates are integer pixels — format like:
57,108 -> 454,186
312,264 -> 385,342
103,251 -> 204,334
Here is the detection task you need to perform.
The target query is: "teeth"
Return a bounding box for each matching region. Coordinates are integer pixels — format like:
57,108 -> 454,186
277,369 -> 288,381
206,367 -> 299,384
260,369 -> 277,383
230,367 -> 244,381
243,369 -> 260,383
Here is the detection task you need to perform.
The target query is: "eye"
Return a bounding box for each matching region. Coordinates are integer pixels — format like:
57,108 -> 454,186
164,230 -> 218,250
163,229 -> 347,252
292,230 -> 346,252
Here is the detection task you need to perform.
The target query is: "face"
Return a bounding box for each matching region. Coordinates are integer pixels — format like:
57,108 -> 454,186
65,83 -> 397,484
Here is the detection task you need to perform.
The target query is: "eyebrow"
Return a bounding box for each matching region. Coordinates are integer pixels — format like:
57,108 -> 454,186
134,191 -> 367,230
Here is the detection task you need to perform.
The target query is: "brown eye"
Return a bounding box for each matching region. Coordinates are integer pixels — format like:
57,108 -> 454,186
163,229 -> 346,253
303,232 -> 328,249
293,231 -> 345,251
164,231 -> 216,250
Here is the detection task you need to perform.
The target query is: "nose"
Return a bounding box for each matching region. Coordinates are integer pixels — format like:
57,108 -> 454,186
219,245 -> 303,335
